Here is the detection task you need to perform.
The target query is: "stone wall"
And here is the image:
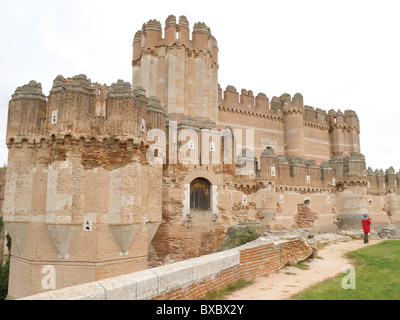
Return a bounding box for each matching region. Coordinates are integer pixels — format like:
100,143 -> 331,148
21,237 -> 313,300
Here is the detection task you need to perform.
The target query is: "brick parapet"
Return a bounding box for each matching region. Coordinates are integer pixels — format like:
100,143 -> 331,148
21,237 -> 313,300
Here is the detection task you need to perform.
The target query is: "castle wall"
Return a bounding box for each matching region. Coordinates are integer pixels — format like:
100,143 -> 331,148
303,125 -> 331,163
21,237 -> 313,300
3,78 -> 165,299
4,138 -> 163,299
217,107 -> 285,161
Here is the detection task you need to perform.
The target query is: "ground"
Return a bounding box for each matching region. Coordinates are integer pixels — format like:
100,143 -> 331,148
226,239 -> 382,300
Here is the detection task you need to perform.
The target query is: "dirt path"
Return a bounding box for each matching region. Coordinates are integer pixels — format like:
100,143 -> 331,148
226,239 -> 381,300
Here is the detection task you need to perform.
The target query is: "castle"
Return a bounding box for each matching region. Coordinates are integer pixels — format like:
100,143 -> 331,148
1,15 -> 399,299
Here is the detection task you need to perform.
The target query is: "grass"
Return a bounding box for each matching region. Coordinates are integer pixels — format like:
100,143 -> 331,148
294,259 -> 311,270
202,278 -> 254,300
291,240 -> 400,300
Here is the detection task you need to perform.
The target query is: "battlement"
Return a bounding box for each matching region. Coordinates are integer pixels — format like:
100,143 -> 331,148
132,15 -> 218,67
366,166 -> 400,191
256,148 -> 336,189
328,109 -> 360,131
219,85 -> 271,116
6,76 -> 166,148
253,148 -> 395,191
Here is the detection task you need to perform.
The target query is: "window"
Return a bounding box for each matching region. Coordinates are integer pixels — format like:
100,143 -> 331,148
190,178 -> 211,211
51,110 -> 58,125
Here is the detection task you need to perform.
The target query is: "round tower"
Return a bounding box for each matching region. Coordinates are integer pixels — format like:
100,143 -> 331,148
283,93 -> 306,158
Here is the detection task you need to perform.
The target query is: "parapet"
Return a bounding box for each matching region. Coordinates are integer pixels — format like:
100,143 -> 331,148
11,80 -> 46,101
132,15 -> 218,64
304,106 -> 328,127
7,80 -> 47,142
220,85 -> 270,115
7,75 -> 167,147
328,108 -> 360,130
108,80 -> 135,98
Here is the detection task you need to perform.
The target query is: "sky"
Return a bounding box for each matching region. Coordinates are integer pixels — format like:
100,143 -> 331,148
0,0 -> 399,171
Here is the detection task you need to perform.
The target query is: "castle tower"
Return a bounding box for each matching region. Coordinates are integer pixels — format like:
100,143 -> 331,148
282,93 -> 306,158
132,15 -> 219,121
328,109 -> 360,157
3,77 -> 165,299
344,110 -> 361,155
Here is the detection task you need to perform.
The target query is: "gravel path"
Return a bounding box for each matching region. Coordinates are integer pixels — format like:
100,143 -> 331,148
226,239 -> 381,300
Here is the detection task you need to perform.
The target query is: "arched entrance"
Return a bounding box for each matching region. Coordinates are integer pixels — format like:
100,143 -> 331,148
190,178 -> 211,211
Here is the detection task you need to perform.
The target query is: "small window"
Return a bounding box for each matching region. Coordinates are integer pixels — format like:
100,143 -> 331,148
210,142 -> 215,152
271,166 -> 276,177
51,110 -> 58,125
369,200 -> 373,207
243,195 -> 247,204
280,195 -> 284,203
140,119 -> 146,132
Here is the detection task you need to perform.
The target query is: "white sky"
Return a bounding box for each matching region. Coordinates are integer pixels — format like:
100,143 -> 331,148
0,0 -> 399,171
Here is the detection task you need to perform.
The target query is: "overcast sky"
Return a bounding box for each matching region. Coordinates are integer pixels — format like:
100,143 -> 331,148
0,0 -> 399,171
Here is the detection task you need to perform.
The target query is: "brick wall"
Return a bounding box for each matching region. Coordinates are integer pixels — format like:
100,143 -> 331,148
21,237 -> 313,300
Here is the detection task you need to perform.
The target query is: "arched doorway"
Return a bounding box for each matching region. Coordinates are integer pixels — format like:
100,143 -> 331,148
190,178 -> 211,211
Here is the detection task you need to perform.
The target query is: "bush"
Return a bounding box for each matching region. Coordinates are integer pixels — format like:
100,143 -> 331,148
218,222 -> 262,251
0,258 -> 10,300
0,216 -> 10,300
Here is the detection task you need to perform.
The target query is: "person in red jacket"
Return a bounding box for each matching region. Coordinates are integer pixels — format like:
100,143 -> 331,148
362,213 -> 371,244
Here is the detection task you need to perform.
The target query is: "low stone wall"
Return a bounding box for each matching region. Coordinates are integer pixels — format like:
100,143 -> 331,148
21,237 -> 313,300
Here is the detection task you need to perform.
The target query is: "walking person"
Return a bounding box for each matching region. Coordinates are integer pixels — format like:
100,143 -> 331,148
362,213 -> 371,244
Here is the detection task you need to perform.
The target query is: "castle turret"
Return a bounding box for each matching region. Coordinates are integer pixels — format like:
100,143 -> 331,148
4,75 -> 164,299
47,74 -> 96,138
132,15 -> 219,121
344,110 -> 361,155
328,109 -> 360,157
282,93 -> 306,158
6,80 -> 47,146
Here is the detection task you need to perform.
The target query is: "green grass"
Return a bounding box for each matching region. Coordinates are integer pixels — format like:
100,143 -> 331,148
294,259 -> 311,270
202,278 -> 254,300
292,240 -> 400,300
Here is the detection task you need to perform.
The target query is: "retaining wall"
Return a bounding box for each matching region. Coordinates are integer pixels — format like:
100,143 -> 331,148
21,237 -> 313,300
